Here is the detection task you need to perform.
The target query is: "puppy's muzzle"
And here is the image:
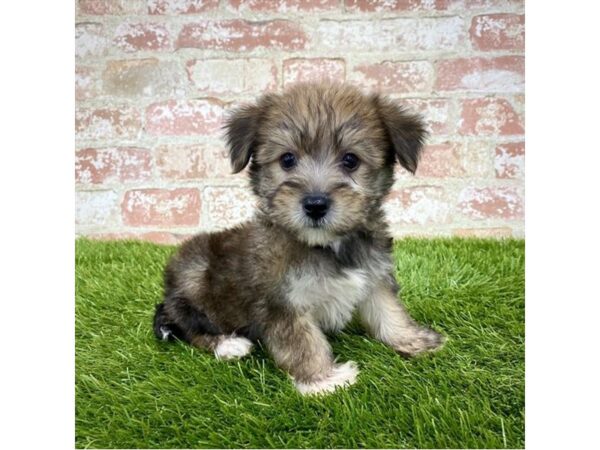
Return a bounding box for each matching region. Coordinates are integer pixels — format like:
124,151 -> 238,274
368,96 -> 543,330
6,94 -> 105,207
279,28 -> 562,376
302,194 -> 330,221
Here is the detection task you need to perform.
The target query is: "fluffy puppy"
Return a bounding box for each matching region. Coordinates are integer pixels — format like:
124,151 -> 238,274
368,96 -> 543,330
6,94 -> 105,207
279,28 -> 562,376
153,82 -> 444,395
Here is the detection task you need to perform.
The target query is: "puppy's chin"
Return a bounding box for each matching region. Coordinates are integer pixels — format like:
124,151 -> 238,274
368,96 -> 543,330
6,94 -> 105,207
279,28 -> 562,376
297,227 -> 338,247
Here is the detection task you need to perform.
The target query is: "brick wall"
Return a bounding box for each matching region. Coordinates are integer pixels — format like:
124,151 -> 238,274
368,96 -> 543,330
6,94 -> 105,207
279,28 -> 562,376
75,0 -> 525,244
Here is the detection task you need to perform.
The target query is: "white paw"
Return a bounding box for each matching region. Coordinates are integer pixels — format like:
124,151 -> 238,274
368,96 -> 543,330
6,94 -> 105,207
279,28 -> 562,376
214,336 -> 253,360
294,361 -> 359,396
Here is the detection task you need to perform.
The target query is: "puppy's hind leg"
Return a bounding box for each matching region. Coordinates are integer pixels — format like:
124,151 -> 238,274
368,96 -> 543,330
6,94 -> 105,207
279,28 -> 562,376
153,297 -> 253,360
359,283 -> 445,357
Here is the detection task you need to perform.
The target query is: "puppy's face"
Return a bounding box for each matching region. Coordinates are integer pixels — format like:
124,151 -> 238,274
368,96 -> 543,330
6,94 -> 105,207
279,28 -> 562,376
224,83 -> 427,245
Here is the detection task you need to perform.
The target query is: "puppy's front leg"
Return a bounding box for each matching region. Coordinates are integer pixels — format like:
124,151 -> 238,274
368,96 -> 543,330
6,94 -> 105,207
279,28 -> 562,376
263,311 -> 358,395
359,283 -> 445,356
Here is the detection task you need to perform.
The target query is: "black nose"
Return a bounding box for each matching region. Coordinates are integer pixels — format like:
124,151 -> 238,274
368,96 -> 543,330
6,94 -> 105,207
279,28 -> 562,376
302,195 -> 330,220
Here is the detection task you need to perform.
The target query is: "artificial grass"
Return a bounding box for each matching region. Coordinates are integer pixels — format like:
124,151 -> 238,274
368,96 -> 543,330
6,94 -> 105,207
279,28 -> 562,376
75,237 -> 524,449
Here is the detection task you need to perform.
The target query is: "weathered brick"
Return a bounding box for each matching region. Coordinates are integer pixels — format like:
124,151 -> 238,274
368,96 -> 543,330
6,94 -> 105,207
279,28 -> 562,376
78,0 -> 145,15
187,59 -> 278,96
114,22 -> 171,52
435,56 -> 524,93
75,66 -> 100,100
148,0 -> 219,14
283,58 -> 345,86
122,188 -> 201,226
177,20 -> 307,51
352,61 -> 433,94
228,0 -> 338,11
146,99 -> 226,136
316,17 -> 464,52
384,186 -> 452,225
76,190 -> 120,227
155,144 -> 232,180
345,0 -> 449,12
459,98 -> 523,136
75,23 -> 108,58
76,106 -> 141,140
470,14 -> 524,51
458,186 -> 523,219
103,58 -> 186,98
495,142 -> 524,179
401,98 -> 452,135
453,227 -> 513,237
417,144 -> 463,178
416,142 -> 491,178
203,187 -> 256,228
75,147 -> 153,184
457,0 -> 524,10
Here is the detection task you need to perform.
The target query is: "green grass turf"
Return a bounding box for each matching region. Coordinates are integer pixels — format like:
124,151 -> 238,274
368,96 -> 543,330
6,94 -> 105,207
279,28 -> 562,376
75,238 -> 524,449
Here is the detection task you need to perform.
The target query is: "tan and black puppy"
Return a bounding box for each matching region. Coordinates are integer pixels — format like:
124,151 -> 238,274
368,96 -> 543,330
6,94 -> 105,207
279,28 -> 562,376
153,82 -> 444,395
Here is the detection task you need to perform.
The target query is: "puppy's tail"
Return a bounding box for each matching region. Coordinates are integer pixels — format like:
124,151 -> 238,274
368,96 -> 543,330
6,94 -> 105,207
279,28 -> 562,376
153,303 -> 182,342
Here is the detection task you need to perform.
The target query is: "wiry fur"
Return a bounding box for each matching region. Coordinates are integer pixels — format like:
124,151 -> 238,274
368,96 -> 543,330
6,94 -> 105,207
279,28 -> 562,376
153,83 -> 444,395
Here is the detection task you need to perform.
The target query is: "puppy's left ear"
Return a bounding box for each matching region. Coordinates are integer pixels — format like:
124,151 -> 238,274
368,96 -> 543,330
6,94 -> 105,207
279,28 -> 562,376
373,95 -> 428,174
224,103 -> 263,173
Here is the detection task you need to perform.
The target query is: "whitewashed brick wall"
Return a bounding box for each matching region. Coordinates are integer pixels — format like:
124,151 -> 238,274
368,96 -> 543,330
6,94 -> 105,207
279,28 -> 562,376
75,0 -> 525,244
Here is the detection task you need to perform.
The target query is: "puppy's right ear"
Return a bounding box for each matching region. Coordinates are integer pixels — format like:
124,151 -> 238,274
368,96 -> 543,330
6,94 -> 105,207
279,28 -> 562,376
224,98 -> 271,173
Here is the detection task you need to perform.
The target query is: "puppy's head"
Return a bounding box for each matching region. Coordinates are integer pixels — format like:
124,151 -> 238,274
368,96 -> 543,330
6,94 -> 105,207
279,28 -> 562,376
224,83 -> 427,246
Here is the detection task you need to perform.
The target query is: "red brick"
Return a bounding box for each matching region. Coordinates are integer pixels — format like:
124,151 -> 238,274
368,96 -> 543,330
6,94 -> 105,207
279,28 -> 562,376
114,22 -> 171,52
78,0 -> 145,15
87,231 -> 189,244
352,61 -> 433,94
458,0 -> 524,9
203,187 -> 256,228
76,191 -> 120,227
401,98 -> 452,135
228,0 -> 338,11
76,106 -> 141,140
495,142 -> 524,179
177,20 -> 307,51
416,142 -> 492,178
453,227 -> 513,237
75,66 -> 100,100
384,186 -> 451,225
122,188 -> 201,226
75,148 -> 153,185
145,99 -> 226,136
187,59 -> 278,96
416,144 -> 463,178
103,58 -> 185,98
470,14 -> 524,51
345,0 -> 449,11
317,17 -> 464,52
75,23 -> 108,58
148,0 -> 219,14
459,98 -> 523,136
435,56 -> 524,93
155,144 -> 232,180
458,186 -> 523,220
283,58 -> 345,87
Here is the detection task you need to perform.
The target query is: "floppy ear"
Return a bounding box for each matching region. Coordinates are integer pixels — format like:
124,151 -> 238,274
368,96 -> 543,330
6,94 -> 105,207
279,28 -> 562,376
223,103 -> 263,174
373,95 -> 428,174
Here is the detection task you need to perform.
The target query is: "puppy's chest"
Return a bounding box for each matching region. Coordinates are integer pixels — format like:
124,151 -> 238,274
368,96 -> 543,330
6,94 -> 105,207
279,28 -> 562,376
285,267 -> 370,332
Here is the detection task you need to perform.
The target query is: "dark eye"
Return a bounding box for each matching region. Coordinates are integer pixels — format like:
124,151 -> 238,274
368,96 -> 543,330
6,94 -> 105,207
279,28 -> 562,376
280,152 -> 297,170
342,153 -> 360,171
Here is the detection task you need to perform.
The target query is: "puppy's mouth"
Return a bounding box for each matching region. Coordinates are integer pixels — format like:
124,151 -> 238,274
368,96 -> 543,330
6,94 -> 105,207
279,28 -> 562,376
307,217 -> 327,228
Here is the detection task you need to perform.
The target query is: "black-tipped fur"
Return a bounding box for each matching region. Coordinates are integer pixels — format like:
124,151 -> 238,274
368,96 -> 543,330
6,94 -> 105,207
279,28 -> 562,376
153,298 -> 223,343
224,95 -> 274,173
372,94 -> 428,174
154,83 -> 444,393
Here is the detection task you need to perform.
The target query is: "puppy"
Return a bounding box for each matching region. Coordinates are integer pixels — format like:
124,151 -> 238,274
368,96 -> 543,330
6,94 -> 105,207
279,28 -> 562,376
153,82 -> 444,395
